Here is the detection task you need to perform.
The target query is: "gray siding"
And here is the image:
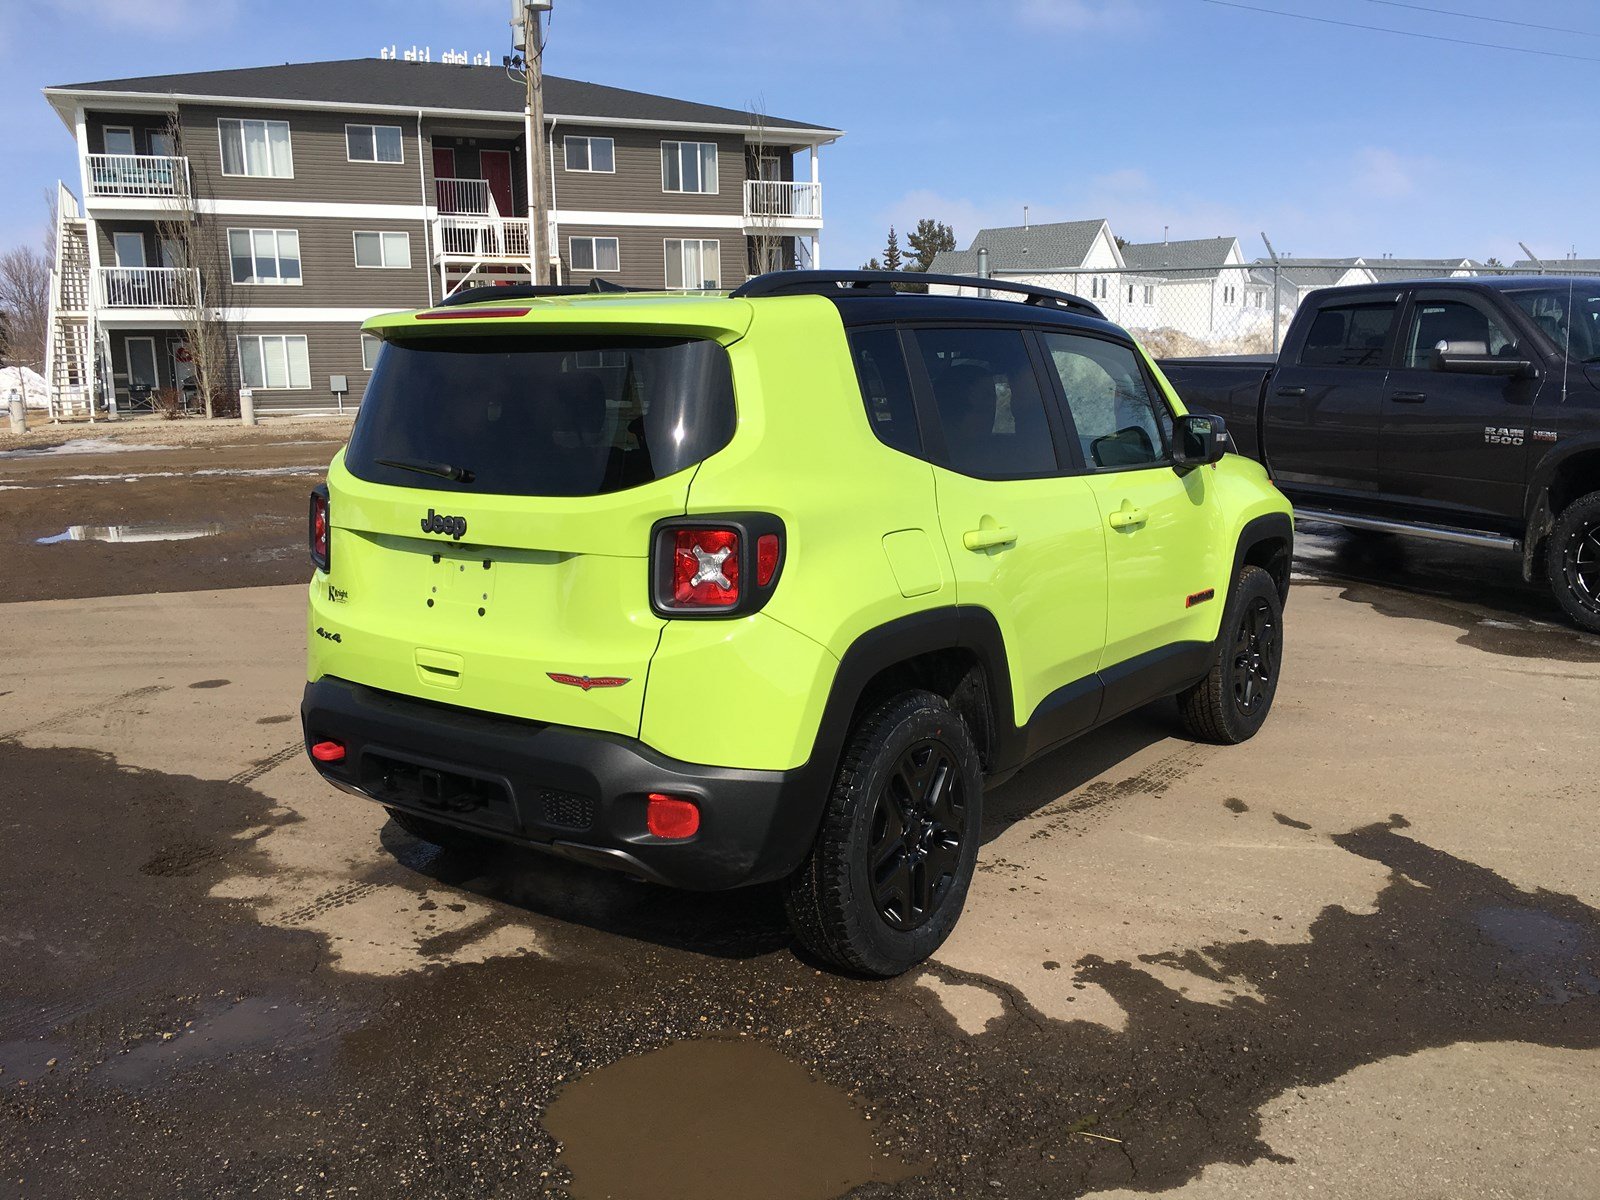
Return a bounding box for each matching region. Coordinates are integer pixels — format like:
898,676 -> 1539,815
234,321 -> 374,414
552,125 -> 745,217
557,223 -> 745,291
222,216 -> 433,308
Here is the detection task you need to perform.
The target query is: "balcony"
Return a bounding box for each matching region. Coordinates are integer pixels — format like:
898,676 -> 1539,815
743,180 -> 822,229
433,215 -> 530,261
96,266 -> 199,309
86,154 -> 189,200
436,177 -> 493,215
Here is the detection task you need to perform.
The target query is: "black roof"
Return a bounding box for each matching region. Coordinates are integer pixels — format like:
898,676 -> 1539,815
1310,275 -> 1600,300
47,58 -> 838,135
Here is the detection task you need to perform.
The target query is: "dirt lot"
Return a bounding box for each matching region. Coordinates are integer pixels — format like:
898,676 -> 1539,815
2,430 -> 1598,1198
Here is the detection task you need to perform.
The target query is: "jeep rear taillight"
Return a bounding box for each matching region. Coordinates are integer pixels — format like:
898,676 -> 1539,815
309,486 -> 330,573
671,528 -> 740,608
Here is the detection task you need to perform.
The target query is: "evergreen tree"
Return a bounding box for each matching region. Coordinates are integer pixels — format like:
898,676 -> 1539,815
883,226 -> 904,272
860,256 -> 883,271
905,219 -> 956,273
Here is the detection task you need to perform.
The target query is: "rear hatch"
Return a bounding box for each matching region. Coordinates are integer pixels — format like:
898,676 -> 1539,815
320,301 -> 748,736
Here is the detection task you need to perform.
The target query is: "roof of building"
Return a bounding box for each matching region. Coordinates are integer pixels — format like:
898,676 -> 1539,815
1251,257 -> 1369,288
46,58 -> 840,136
1363,257 -> 1479,279
928,219 -> 1111,275
1119,236 -> 1238,275
1512,259 -> 1600,272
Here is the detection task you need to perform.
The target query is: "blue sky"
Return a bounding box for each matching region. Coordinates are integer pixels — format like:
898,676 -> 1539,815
1,0 -> 1593,267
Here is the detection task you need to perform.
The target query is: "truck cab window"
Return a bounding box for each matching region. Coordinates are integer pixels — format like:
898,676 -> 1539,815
1297,302 -> 1396,368
1404,301 -> 1517,367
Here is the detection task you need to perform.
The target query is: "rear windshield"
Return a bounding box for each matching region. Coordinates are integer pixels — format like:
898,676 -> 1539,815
346,335 -> 736,496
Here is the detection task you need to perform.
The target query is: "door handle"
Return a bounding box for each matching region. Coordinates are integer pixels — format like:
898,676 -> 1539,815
1391,391 -> 1427,403
1108,506 -> 1149,530
962,525 -> 1017,551
1275,385 -> 1306,397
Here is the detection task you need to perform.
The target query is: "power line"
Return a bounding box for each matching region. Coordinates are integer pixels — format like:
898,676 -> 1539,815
1362,0 -> 1600,40
1198,0 -> 1600,63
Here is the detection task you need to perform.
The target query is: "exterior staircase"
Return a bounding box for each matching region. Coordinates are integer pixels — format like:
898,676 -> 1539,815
43,183 -> 97,421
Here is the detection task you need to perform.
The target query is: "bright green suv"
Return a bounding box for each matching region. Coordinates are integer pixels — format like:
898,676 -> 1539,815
302,270 -> 1293,976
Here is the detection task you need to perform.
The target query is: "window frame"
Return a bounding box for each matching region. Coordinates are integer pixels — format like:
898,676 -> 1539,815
660,140 -> 719,194
1395,290 -> 1521,371
352,230 -> 412,270
664,237 -> 722,290
227,227 -> 303,286
1035,325 -> 1179,476
123,335 -> 159,389
360,333 -> 382,372
217,118 -> 294,179
344,123 -> 405,165
568,235 -> 621,274
1293,297 -> 1402,370
236,333 -> 311,391
845,324 -> 926,460
563,135 -> 616,173
103,125 -> 136,155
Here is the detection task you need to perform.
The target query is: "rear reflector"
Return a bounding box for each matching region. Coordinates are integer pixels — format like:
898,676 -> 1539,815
646,793 -> 700,839
756,533 -> 780,586
311,740 -> 346,763
415,307 -> 531,320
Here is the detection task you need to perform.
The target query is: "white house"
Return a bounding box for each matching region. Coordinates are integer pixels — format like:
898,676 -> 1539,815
927,218 -> 1125,299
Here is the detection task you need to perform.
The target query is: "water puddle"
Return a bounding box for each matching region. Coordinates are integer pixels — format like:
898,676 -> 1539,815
35,522 -> 222,545
0,1036 -> 71,1086
1476,906 -> 1600,1004
544,1037 -> 918,1199
98,996 -> 328,1088
0,437 -> 177,459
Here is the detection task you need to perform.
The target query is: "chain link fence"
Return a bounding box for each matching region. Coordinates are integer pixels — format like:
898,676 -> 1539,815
943,262 -> 1594,357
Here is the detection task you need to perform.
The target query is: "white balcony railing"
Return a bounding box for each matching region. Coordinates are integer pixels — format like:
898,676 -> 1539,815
434,216 -> 530,260
96,266 -> 199,308
743,180 -> 822,222
436,177 -> 493,215
86,154 -> 189,199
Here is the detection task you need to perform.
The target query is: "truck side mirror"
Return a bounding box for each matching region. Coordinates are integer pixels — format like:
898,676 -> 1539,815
1430,341 -> 1535,378
1173,413 -> 1228,471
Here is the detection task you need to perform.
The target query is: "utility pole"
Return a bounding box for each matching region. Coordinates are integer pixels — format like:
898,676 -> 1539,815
515,2 -> 553,284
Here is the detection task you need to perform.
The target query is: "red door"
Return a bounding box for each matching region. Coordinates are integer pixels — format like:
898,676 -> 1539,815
481,150 -> 513,216
432,147 -> 457,210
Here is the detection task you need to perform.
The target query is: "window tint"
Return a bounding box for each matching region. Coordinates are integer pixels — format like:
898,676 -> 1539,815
1509,287 -> 1600,360
1040,332 -> 1171,469
1403,300 -> 1517,367
1297,301 -> 1396,367
913,328 -> 1057,478
848,329 -> 920,457
346,336 -> 735,498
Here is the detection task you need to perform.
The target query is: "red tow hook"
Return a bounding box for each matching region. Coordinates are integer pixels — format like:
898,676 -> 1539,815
311,740 -> 347,764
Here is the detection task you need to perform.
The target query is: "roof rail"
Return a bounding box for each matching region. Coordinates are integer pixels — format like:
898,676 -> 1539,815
729,269 -> 1105,318
432,277 -> 631,308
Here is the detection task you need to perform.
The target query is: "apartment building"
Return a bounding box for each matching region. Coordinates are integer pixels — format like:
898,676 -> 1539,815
41,58 -> 840,415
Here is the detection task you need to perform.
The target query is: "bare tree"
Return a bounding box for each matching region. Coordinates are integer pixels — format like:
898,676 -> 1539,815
154,115 -> 237,418
745,102 -> 791,279
0,244 -> 51,373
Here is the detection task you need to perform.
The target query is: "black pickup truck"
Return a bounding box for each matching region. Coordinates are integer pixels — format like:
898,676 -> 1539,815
1159,276 -> 1600,632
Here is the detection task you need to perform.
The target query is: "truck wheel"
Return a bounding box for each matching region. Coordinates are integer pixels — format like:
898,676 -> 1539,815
385,807 -> 497,855
1178,565 -> 1284,745
782,690 -> 983,977
1546,490 -> 1600,634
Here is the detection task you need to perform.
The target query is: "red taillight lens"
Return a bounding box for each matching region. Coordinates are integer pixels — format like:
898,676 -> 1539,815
756,533 -> 780,587
671,528 -> 740,608
309,488 -> 330,572
646,793 -> 700,839
310,739 -> 345,763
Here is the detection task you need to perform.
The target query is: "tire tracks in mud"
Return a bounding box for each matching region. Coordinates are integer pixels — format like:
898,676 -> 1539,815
0,684 -> 171,742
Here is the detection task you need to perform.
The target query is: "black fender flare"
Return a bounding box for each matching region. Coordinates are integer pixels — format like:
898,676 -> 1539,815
1523,436 -> 1600,578
1229,512 -> 1295,603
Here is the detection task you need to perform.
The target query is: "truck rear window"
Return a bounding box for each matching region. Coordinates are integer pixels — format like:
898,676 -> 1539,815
345,335 -> 736,497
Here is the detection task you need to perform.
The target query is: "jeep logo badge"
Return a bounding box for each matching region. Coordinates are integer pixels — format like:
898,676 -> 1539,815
421,509 -> 468,540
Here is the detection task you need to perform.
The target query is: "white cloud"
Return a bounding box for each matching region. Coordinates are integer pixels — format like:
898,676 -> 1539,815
1351,147 -> 1427,201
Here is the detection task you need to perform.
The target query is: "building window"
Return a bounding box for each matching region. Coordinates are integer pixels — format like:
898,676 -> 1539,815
661,141 -> 718,194
1224,285 -> 1237,304
238,334 -> 310,390
564,135 -> 615,173
1144,285 -> 1155,305
345,124 -> 404,164
353,231 -> 412,269
1127,284 -> 1135,303
569,236 -> 620,273
218,118 -> 293,178
104,126 -> 135,155
665,238 -> 721,289
361,334 -> 382,371
228,228 -> 301,285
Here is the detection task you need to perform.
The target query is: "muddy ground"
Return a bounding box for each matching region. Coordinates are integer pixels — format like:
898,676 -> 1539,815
2,429 -> 1598,1198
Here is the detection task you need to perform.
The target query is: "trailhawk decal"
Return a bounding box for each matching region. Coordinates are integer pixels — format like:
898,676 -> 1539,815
547,673 -> 632,691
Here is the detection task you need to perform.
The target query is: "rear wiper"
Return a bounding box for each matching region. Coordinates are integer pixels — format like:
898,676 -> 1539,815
376,457 -> 475,483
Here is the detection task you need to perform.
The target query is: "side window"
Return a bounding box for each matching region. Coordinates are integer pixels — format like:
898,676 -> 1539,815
1040,332 -> 1171,470
847,328 -> 920,457
1297,301 -> 1397,368
912,328 -> 1058,478
1404,300 -> 1517,367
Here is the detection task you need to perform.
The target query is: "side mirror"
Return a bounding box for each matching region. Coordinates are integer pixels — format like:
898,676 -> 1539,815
1430,341 -> 1535,378
1173,412 -> 1228,470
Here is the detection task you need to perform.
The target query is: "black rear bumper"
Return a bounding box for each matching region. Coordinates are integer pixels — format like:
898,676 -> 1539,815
300,677 -> 826,890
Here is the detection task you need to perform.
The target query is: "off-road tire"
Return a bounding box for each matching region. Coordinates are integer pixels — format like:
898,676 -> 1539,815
1546,489 -> 1600,634
1178,565 -> 1284,744
782,690 -> 983,977
385,807 -> 497,854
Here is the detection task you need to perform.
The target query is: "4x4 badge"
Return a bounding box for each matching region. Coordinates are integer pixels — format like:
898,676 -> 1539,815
547,673 -> 631,691
421,509 -> 468,540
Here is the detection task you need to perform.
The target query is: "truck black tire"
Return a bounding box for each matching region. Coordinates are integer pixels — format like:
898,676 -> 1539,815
1547,489 -> 1600,634
385,807 -> 498,855
782,690 -> 983,977
1178,564 -> 1283,745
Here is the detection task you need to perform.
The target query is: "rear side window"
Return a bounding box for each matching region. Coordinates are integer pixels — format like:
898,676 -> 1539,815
848,328 -> 920,457
1297,301 -> 1397,368
1040,332 -> 1172,469
346,335 -> 735,497
912,327 -> 1058,478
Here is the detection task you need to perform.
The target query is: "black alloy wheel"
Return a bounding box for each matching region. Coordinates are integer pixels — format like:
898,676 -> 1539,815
1232,596 -> 1278,717
868,738 -> 968,932
1547,490 -> 1600,634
